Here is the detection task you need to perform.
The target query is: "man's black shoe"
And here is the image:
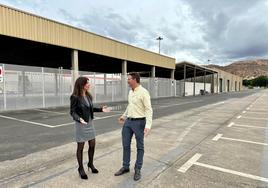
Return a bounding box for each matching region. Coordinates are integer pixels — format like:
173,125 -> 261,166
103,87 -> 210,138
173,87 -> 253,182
134,169 -> 141,181
114,167 -> 130,176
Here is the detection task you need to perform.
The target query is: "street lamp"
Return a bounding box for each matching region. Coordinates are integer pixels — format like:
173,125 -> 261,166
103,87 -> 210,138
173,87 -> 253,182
156,36 -> 163,54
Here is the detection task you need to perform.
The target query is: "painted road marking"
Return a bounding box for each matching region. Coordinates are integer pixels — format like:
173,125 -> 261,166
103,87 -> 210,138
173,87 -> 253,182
177,153 -> 202,173
33,109 -> 67,115
210,101 -> 225,106
248,109 -> 268,113
157,100 -> 203,109
212,134 -> 268,146
248,108 -> 268,112
237,115 -> 241,119
227,123 -> 267,129
42,114 -> 122,128
178,153 -> 268,183
245,111 -> 268,115
0,115 -> 54,128
239,116 -> 268,121
212,134 -> 223,141
227,122 -> 234,127
0,114 -> 121,128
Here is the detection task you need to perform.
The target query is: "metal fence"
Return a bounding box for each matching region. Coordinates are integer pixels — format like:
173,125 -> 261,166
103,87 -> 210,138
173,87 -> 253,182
0,64 -> 179,111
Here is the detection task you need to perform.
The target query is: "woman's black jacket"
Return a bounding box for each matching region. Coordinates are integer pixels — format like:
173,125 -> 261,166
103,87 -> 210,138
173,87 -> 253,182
70,95 -> 102,123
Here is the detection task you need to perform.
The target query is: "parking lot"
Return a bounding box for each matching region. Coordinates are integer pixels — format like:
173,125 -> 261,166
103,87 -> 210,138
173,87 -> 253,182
146,89 -> 268,187
0,90 -> 259,162
1,89 -> 268,188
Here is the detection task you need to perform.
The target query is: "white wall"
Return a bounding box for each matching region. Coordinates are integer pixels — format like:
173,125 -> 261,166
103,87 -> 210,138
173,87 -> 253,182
185,82 -> 211,96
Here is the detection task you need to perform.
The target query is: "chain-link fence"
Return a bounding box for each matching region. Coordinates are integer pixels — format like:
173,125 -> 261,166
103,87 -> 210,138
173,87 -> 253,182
0,64 -> 178,111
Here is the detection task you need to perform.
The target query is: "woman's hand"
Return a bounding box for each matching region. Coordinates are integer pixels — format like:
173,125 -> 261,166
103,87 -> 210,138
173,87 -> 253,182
102,106 -> 111,113
79,118 -> 87,125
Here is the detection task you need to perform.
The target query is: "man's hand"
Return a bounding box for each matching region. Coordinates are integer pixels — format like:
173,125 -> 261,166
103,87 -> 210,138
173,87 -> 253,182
118,116 -> 125,124
144,128 -> 150,137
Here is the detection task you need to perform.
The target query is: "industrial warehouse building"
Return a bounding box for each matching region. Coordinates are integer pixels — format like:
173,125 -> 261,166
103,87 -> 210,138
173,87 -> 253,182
0,4 -> 243,111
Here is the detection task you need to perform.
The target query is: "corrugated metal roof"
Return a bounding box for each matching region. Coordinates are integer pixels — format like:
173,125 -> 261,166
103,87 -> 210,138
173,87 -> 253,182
0,4 -> 175,69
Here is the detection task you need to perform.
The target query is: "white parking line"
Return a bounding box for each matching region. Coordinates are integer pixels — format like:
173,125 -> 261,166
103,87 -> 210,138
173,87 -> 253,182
227,122 -> 234,127
212,134 -> 222,141
248,109 -> 268,113
54,114 -> 122,127
33,109 -> 67,115
239,116 -> 268,120
53,122 -> 74,127
156,100 -> 203,109
210,101 -> 225,106
177,153 -> 202,173
0,115 -> 54,128
0,114 -> 121,128
249,108 -> 268,112
245,111 -> 268,115
228,123 -> 268,129
212,133 -> 268,146
178,153 -> 268,183
242,111 -> 246,114
237,115 -> 241,119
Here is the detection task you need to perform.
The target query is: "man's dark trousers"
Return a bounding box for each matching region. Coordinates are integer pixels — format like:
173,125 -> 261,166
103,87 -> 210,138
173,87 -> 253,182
122,118 -> 146,170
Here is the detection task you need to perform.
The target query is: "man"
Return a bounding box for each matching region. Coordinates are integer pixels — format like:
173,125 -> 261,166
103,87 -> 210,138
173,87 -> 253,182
114,72 -> 153,181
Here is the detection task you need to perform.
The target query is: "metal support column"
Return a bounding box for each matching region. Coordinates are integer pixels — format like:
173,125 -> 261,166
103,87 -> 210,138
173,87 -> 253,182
71,50 -> 79,85
217,73 -> 219,93
122,60 -> 128,100
193,66 -> 196,96
183,64 -> 186,97
203,70 -> 206,95
42,67 -> 45,108
104,73 -> 107,97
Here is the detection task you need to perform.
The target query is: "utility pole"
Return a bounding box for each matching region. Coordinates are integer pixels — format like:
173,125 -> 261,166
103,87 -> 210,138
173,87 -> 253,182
156,36 -> 163,54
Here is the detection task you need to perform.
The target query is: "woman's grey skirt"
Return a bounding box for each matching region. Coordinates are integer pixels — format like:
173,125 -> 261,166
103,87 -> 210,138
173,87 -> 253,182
75,120 -> 96,142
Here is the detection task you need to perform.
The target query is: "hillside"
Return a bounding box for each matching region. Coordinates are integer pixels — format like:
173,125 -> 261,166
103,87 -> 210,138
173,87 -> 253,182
206,59 -> 268,79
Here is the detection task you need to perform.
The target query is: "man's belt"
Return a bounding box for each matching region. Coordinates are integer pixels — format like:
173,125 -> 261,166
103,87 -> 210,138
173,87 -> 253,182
127,117 -> 146,121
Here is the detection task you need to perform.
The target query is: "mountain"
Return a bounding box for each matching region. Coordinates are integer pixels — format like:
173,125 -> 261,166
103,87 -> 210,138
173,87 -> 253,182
206,59 -> 268,79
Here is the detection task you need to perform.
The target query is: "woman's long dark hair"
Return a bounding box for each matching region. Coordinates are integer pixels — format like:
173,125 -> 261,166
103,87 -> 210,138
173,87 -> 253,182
72,76 -> 93,100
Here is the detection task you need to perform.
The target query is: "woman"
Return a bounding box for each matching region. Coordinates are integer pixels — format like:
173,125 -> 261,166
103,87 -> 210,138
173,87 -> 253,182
70,76 -> 110,180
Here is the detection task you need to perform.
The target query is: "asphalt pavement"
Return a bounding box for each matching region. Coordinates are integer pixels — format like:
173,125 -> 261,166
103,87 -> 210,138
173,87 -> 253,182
1,89 -> 268,188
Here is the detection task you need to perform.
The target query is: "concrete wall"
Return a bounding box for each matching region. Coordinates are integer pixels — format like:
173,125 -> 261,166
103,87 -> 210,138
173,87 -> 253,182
213,69 -> 243,93
185,82 -> 211,96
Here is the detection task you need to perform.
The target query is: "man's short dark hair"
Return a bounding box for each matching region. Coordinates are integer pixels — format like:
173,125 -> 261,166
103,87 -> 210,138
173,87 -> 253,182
128,72 -> 140,84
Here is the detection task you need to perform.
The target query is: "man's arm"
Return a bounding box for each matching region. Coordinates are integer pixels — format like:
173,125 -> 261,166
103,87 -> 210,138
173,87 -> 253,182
143,90 -> 153,130
122,105 -> 129,118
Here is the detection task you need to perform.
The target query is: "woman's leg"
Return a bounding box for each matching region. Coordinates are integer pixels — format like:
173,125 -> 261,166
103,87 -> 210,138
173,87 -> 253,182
88,139 -> 98,173
76,142 -> 88,179
77,142 -> 85,169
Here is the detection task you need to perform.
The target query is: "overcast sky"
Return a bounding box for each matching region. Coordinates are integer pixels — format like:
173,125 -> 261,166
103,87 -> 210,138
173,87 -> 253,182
1,0 -> 268,65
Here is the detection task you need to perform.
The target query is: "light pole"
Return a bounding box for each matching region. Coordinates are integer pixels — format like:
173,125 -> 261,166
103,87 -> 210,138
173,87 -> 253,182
156,36 -> 163,54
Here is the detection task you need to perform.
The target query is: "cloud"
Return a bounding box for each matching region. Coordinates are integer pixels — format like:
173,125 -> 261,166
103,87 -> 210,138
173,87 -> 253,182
58,8 -> 147,44
182,0 -> 268,64
55,0 -> 208,62
1,0 -> 268,65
